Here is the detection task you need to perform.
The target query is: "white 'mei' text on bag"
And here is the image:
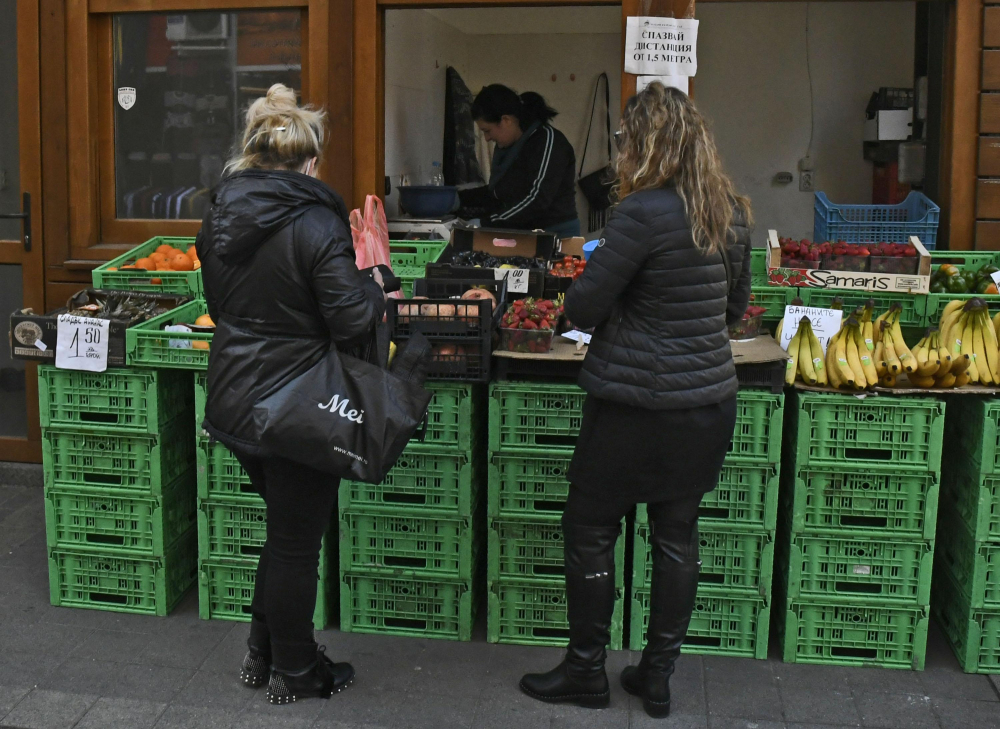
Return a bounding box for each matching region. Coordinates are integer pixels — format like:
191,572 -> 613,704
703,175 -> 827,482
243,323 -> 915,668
318,394 -> 365,423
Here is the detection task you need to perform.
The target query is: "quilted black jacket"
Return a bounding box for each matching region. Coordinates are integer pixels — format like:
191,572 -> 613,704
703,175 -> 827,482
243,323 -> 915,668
197,169 -> 385,452
565,186 -> 752,410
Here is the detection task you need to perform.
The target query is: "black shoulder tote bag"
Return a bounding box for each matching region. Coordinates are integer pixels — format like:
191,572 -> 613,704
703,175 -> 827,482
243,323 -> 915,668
578,72 -> 615,231
252,334 -> 433,484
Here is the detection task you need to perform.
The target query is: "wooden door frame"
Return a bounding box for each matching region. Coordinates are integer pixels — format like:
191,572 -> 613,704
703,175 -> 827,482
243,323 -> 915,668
0,0 -> 45,462
353,0 -> 978,252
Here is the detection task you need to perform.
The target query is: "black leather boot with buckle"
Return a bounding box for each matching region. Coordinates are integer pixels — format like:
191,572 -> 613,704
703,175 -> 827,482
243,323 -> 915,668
267,646 -> 354,705
621,518 -> 701,719
240,615 -> 271,689
519,522 -> 621,709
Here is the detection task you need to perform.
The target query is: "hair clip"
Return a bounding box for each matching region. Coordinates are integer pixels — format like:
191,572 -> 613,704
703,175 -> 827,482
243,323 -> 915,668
275,126 -> 286,131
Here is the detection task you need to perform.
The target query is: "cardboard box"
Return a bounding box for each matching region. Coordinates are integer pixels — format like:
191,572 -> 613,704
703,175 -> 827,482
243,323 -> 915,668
558,237 -> 587,258
450,226 -> 557,261
9,290 -> 189,367
764,231 -> 931,294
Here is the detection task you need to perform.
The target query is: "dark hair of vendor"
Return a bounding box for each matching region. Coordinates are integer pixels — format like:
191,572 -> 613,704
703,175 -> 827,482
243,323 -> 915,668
472,85 -> 558,128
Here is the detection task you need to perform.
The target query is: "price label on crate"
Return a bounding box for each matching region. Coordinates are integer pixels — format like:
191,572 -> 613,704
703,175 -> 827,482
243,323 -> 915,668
55,315 -> 110,372
495,268 -> 530,294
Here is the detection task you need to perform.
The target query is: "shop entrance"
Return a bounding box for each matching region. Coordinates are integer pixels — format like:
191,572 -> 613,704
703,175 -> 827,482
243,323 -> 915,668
0,0 -> 44,463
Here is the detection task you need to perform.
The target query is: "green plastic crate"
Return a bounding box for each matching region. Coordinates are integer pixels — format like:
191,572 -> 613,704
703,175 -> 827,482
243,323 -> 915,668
933,569 -> 1000,674
126,300 -> 212,370
339,448 -> 479,517
340,573 -> 477,641
489,382 -> 585,451
44,470 -> 196,557
924,251 -> 1000,320
196,436 -> 257,502
779,600 -> 928,670
49,529 -> 197,616
629,589 -> 769,658
389,240 -> 449,270
633,523 -> 773,598
750,248 -> 769,286
487,450 -> 573,520
942,396 -> 1000,479
488,518 -> 625,586
694,462 -> 780,531
42,417 -> 195,495
92,237 -> 201,296
750,284 -> 799,324
198,559 -> 329,629
783,534 -> 933,605
197,499 -> 267,562
339,510 -> 480,580
786,467 -> 940,541
38,366 -> 193,434
487,579 -> 624,648
802,288 -> 927,329
792,391 -> 945,471
414,383 -> 481,451
935,509 -> 1000,610
728,390 -> 784,463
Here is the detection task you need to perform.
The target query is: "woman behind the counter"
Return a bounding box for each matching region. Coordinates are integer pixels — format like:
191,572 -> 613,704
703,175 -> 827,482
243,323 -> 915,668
460,85 -> 580,237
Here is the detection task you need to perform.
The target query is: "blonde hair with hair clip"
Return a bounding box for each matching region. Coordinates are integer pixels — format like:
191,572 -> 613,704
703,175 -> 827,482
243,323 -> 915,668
614,83 -> 752,256
225,84 -> 327,174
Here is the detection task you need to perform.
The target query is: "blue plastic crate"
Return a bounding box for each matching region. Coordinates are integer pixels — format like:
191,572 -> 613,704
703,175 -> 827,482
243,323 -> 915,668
814,192 -> 940,250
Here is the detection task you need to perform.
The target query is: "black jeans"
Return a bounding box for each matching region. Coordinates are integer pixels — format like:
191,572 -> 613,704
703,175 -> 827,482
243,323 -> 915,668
562,487 -> 701,561
235,453 -> 339,672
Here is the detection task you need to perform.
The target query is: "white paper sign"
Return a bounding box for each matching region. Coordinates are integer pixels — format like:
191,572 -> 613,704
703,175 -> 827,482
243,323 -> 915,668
495,268 -> 530,294
55,315 -> 110,372
637,75 -> 689,95
779,305 -> 843,354
624,17 -> 699,77
991,270 -> 1000,287
561,330 -> 593,345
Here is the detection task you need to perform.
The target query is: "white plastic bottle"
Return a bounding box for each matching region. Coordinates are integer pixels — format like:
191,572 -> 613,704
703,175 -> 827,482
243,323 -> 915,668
429,162 -> 444,186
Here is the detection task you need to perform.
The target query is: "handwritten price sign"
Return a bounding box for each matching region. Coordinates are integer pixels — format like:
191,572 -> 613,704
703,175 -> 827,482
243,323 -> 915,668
55,315 -> 110,372
494,268 -> 530,294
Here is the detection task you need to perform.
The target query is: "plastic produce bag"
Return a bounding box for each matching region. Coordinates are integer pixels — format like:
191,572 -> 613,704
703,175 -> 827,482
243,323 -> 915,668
350,195 -> 402,299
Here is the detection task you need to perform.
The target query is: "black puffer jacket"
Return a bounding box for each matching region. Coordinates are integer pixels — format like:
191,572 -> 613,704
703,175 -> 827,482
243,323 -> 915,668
565,187 -> 752,410
197,169 -> 385,452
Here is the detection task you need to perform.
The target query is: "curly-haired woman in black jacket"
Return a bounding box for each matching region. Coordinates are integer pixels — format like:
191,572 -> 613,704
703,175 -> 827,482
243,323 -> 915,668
520,83 -> 753,719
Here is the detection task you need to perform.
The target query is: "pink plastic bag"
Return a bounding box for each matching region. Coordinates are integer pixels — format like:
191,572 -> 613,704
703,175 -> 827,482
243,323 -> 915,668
350,195 -> 402,299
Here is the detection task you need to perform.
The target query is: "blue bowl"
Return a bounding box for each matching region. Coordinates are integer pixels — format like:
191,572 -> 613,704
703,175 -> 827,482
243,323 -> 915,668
398,186 -> 459,218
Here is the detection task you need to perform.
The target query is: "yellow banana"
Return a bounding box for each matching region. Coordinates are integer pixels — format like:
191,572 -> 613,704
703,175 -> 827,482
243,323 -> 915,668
807,322 -> 828,386
785,327 -> 802,386
908,374 -> 937,388
846,324 -> 867,388
835,327 -> 856,388
775,318 -> 784,343
993,310 -> 1000,340
961,314 -> 980,383
936,328 -> 954,375
826,330 -> 842,388
936,371 -> 957,388
798,322 -> 818,385
879,373 -> 897,387
973,311 -> 993,385
883,329 -> 902,374
853,324 -> 879,387
955,371 -> 972,387
912,334 -> 929,367
874,339 -> 888,377
889,312 -> 917,373
978,307 -> 1000,383
949,353 -> 972,376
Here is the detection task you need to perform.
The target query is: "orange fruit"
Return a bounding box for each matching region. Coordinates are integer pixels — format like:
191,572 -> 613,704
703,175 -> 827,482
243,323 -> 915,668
120,265 -> 136,270
156,262 -> 174,271
191,340 -> 210,350
193,259 -> 201,270
194,314 -> 215,327
986,283 -> 999,295
107,267 -> 118,272
186,246 -> 199,262
155,244 -> 175,256
169,254 -> 194,271
134,257 -> 154,270
150,252 -> 168,265
150,278 -> 162,285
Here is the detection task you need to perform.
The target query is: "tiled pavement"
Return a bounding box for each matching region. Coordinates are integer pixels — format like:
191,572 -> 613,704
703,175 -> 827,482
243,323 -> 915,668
2,482 -> 999,729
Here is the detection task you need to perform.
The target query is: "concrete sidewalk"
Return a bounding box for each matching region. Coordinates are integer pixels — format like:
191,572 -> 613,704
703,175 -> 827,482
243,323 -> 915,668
1,482 -> 998,729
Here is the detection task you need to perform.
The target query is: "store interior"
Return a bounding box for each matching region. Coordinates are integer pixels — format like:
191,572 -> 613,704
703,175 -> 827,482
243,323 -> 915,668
384,2 -> 923,245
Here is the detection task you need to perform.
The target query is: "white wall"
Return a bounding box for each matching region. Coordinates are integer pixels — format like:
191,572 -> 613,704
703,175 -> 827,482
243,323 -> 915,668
384,10 -> 472,217
695,2 -> 916,245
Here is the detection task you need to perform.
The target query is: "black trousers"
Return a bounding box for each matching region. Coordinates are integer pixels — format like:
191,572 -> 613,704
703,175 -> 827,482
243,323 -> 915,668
235,453 -> 339,671
562,487 -> 701,561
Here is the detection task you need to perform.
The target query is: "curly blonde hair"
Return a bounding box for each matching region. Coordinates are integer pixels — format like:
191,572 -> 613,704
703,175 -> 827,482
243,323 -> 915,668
225,84 -> 327,174
614,83 -> 752,255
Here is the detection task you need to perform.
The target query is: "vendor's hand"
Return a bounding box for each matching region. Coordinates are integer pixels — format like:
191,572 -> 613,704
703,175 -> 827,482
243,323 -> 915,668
371,267 -> 388,300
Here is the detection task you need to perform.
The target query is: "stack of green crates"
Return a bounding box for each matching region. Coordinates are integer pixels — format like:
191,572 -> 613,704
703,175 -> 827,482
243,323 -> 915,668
486,382 -> 625,648
39,366 -> 198,615
338,383 -> 486,641
630,389 -> 782,658
776,391 -> 945,670
194,375 -> 331,628
389,240 -> 449,298
933,397 -> 1000,673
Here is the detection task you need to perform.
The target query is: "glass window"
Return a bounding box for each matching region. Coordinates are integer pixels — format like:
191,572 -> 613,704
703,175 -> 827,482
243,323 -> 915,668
113,11 -> 303,220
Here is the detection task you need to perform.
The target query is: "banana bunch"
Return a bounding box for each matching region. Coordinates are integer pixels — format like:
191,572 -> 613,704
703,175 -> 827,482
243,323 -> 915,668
773,295 -> 805,343
902,327 -> 971,387
785,316 -> 828,386
826,314 -> 878,390
937,298 -> 1000,386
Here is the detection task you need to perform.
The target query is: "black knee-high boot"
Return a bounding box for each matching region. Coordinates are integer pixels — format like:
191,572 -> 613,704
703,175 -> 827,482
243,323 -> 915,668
621,519 -> 701,718
519,522 -> 620,709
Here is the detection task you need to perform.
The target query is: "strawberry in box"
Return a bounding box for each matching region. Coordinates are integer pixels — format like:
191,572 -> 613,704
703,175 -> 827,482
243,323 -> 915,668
500,298 -> 563,353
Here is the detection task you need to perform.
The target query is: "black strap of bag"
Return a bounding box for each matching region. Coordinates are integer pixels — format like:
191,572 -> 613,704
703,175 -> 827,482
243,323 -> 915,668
578,73 -> 615,231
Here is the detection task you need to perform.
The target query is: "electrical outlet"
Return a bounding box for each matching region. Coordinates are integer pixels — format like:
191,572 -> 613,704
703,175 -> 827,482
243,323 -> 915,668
799,170 -> 814,192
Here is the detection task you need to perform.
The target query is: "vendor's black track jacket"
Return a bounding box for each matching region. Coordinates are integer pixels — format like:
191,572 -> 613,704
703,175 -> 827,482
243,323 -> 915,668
197,169 -> 385,453
461,123 -> 578,230
565,187 -> 752,410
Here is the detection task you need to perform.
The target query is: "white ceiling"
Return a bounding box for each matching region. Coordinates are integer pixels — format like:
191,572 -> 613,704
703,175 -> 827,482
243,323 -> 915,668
424,7 -> 621,35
